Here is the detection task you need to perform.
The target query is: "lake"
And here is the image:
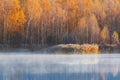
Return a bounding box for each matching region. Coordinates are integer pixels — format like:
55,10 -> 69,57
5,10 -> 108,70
0,53 -> 120,80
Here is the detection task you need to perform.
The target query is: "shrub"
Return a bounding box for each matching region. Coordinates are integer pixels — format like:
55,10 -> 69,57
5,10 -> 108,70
82,44 -> 99,54
112,31 -> 119,44
57,44 -> 99,54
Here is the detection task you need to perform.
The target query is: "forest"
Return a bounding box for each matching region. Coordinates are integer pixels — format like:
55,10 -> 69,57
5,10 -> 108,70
0,0 -> 120,48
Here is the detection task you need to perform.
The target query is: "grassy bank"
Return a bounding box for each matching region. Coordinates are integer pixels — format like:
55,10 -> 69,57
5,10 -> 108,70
0,44 -> 119,53
40,44 -> 99,54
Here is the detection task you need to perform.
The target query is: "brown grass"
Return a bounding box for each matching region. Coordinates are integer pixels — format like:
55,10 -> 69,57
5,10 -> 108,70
57,44 -> 99,54
82,44 -> 99,54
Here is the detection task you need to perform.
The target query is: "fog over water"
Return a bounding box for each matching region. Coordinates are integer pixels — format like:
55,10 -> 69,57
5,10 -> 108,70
0,53 -> 120,80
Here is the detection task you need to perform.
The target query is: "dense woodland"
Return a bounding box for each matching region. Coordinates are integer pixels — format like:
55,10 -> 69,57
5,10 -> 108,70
0,0 -> 120,47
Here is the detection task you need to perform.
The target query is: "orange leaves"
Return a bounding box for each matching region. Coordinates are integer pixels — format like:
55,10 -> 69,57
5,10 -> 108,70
112,31 -> 119,44
0,0 -> 120,45
78,17 -> 87,30
100,26 -> 110,43
93,0 -> 106,20
4,0 -> 26,33
22,0 -> 42,28
54,0 -> 65,4
82,0 -> 93,15
40,0 -> 51,12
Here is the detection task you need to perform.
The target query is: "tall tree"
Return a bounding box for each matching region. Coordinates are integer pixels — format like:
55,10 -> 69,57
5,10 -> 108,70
0,0 -> 4,43
100,26 -> 110,43
21,0 -> 42,45
1,0 -> 26,46
40,0 -> 52,46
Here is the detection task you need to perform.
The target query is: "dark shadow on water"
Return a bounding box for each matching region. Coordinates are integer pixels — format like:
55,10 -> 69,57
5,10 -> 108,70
0,72 -> 120,80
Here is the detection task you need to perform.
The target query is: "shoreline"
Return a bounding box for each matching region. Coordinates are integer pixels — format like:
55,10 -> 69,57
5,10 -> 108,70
0,44 -> 119,53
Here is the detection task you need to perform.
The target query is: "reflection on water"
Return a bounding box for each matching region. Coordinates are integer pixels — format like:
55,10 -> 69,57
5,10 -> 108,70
0,54 -> 120,80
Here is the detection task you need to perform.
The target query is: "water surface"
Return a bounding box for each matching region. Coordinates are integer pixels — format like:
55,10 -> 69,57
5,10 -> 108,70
0,53 -> 120,80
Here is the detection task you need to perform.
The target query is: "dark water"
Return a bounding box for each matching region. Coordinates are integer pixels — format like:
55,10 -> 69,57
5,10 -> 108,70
0,53 -> 120,80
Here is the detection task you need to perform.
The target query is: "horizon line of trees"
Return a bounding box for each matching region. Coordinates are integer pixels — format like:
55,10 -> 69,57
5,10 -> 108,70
0,0 -> 120,47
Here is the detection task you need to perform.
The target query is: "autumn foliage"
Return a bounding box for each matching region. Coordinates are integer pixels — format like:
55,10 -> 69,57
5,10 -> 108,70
0,0 -> 120,47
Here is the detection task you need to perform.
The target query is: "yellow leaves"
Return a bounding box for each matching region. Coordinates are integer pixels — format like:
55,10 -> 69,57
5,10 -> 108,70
54,0 -> 65,4
78,17 -> 87,30
25,0 -> 41,18
40,0 -> 51,11
82,44 -> 99,54
18,9 -> 26,24
22,0 -> 42,28
118,0 -> 120,3
93,0 -> 106,20
83,0 -> 93,14
112,31 -> 119,44
5,0 -> 26,33
100,26 -> 109,43
11,0 -> 21,8
0,2 -> 3,22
